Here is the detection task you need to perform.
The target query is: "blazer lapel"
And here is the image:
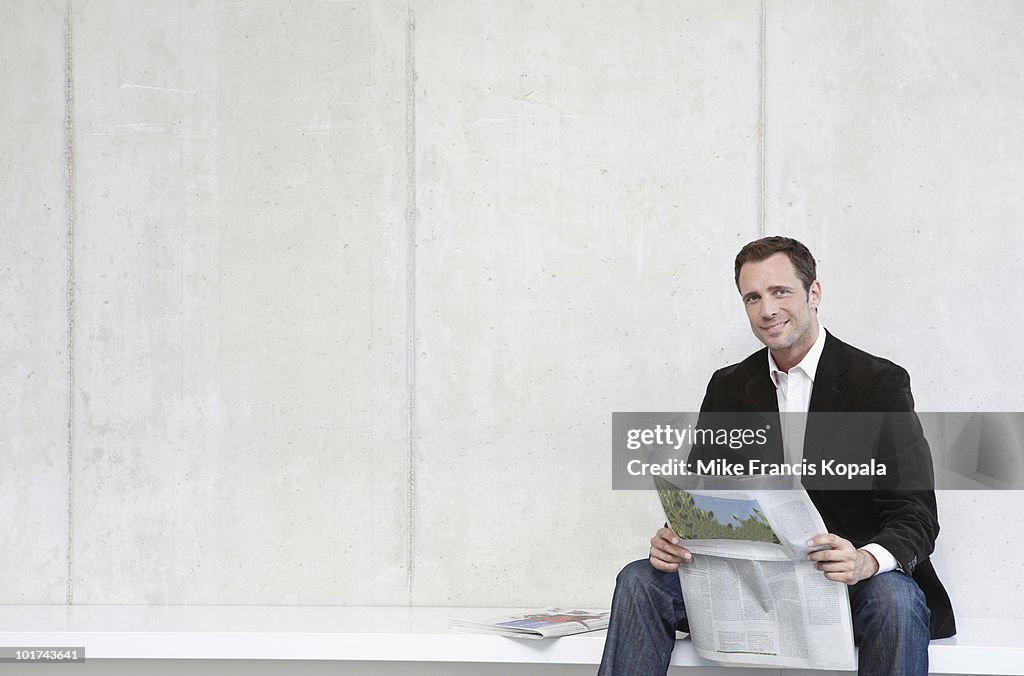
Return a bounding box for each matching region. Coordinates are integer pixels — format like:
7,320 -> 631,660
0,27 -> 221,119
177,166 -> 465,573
745,365 -> 780,414
804,331 -> 849,464
744,360 -> 784,464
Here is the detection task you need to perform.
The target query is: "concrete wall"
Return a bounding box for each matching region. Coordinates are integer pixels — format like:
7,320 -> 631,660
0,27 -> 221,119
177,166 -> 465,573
2,0 -> 1022,621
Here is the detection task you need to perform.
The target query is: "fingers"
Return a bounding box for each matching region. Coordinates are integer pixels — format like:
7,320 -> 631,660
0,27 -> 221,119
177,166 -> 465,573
812,555 -> 858,584
653,527 -> 690,561
656,526 -> 682,547
807,532 -> 853,583
807,532 -> 852,550
819,558 -> 870,585
812,552 -> 852,568
823,570 -> 860,585
806,534 -> 876,586
816,560 -> 853,574
807,547 -> 856,564
649,556 -> 680,572
806,533 -> 854,560
649,528 -> 692,572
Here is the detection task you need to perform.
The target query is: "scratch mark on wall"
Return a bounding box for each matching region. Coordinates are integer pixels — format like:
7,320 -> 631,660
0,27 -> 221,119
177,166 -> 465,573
111,122 -> 168,132
120,83 -> 197,95
510,93 -> 561,109
299,124 -> 353,134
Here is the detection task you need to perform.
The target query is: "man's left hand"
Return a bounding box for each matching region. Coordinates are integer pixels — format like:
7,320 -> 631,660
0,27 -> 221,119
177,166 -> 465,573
806,533 -> 879,585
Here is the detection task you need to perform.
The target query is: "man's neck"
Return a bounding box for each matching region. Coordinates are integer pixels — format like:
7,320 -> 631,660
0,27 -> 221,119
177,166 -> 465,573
770,323 -> 821,373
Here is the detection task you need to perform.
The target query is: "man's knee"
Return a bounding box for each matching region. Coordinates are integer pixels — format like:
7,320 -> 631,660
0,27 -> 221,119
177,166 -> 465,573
615,559 -> 657,591
851,572 -> 930,638
613,559 -> 685,613
610,558 -> 688,635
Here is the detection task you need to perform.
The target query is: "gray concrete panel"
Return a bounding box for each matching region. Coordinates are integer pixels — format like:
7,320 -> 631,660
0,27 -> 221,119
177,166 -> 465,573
412,0 -> 762,605
764,0 -> 1024,619
764,0 -> 1024,409
0,1 -> 70,603
70,0 -> 409,604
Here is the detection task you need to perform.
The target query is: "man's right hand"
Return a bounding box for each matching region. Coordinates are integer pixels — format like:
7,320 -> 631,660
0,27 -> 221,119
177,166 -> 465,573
649,526 -> 693,572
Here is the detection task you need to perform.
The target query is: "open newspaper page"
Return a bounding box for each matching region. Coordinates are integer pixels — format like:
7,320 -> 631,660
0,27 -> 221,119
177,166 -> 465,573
449,609 -> 609,639
655,475 -> 856,670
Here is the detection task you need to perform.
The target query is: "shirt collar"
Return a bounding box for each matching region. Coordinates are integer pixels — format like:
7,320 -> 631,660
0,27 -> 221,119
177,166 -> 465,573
768,324 -> 827,387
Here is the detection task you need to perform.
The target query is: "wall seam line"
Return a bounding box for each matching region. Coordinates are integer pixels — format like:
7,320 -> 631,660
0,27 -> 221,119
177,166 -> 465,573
758,0 -> 767,237
63,0 -> 76,607
404,2 -> 417,607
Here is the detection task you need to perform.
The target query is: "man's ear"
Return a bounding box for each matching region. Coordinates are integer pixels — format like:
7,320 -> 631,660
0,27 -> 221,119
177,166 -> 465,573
808,280 -> 822,310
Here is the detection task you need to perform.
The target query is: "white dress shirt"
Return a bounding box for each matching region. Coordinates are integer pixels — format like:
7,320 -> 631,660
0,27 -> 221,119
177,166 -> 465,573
767,325 -> 897,576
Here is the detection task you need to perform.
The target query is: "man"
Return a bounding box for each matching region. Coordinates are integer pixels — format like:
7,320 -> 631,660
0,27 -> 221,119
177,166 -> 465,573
599,236 -> 954,676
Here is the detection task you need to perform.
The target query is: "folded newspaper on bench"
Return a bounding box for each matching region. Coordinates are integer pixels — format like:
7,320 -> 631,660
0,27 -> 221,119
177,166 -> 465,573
655,474 -> 856,670
449,609 -> 610,639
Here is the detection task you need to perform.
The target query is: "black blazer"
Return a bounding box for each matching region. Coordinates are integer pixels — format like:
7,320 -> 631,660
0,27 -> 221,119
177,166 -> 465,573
693,331 -> 955,639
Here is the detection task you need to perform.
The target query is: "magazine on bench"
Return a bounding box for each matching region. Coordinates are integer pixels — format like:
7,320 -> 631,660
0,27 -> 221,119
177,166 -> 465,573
655,473 -> 856,671
449,608 -> 610,639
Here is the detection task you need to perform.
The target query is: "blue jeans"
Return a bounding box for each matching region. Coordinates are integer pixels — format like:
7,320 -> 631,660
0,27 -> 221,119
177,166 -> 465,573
597,559 -> 931,676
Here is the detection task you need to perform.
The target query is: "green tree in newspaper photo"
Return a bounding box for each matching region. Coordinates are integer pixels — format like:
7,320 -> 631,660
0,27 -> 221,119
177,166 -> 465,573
654,476 -> 780,544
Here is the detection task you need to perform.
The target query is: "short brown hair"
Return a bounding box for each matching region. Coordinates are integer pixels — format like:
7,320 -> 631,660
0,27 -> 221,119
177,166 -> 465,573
734,236 -> 817,291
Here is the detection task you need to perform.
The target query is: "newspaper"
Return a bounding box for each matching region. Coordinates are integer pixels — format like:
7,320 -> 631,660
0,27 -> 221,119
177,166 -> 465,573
655,475 -> 856,670
449,608 -> 610,639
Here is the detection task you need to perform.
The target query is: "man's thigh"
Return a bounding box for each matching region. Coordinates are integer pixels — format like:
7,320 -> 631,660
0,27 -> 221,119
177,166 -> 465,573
613,559 -> 690,632
848,571 -> 930,643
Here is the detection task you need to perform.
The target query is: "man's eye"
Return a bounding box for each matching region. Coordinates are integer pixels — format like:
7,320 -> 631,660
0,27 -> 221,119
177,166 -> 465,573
774,289 -> 789,296
745,296 -> 759,304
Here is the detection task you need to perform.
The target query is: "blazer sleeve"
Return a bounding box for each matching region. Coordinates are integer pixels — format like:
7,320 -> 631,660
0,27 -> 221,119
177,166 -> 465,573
868,365 -> 939,575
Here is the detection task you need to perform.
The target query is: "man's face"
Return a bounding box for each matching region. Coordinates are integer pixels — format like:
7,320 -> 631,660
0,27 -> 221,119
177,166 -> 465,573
737,252 -> 821,361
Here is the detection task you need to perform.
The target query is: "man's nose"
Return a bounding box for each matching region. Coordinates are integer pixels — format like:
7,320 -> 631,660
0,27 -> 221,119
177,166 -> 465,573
761,298 -> 779,318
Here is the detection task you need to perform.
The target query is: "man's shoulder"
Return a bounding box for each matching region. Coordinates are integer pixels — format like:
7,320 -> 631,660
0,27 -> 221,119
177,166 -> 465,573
824,333 -> 910,380
821,333 -> 918,411
704,332 -> 914,397
708,346 -> 768,387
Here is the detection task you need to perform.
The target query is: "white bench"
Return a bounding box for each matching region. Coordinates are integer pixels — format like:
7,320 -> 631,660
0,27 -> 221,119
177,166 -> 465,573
1,606 -> 1021,675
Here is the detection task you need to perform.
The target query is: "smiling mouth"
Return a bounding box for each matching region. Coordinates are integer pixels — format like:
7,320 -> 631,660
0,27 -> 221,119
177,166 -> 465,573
762,319 -> 788,333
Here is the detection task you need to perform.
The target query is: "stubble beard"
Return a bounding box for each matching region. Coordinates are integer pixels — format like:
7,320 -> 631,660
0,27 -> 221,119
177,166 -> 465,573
758,316 -> 809,353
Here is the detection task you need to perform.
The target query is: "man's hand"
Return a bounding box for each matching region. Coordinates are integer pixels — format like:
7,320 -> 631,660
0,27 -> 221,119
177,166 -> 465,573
649,526 -> 693,572
806,533 -> 879,585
